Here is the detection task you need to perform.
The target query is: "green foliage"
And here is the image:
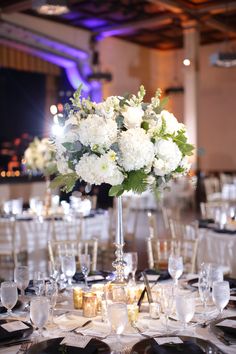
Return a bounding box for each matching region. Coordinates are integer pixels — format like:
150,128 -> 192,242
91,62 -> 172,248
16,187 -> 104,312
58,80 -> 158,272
123,170 -> 148,194
62,142 -> 76,151
173,130 -> 194,156
50,173 -> 78,193
109,185 -> 125,197
70,84 -> 82,106
116,115 -> 124,129
141,121 -> 149,131
153,96 -> 169,114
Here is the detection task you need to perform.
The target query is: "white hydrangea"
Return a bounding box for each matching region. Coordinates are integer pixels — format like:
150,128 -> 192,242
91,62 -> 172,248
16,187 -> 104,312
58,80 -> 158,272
154,138 -> 182,175
160,110 -> 181,135
78,114 -> 117,150
119,128 -> 155,171
122,106 -> 144,129
57,157 -> 72,175
96,96 -> 121,120
75,153 -> 124,186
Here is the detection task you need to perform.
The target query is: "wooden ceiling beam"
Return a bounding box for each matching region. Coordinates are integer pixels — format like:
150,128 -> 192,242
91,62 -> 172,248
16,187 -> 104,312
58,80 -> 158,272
1,0 -> 32,13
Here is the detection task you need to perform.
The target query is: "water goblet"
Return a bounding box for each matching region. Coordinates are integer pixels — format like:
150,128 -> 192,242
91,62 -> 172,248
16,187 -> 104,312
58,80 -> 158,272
45,280 -> 58,324
176,294 -> 195,329
108,302 -> 128,353
208,264 -> 223,288
0,281 -> 18,316
160,285 -> 175,332
168,254 -> 183,287
14,266 -> 29,302
80,254 -> 90,290
61,255 -> 76,287
212,281 -> 230,315
30,297 -> 49,340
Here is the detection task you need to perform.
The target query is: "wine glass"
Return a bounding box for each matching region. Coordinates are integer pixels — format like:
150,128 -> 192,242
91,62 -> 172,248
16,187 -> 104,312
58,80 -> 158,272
108,302 -> 128,352
198,268 -> 211,319
80,254 -> 90,290
176,294 -> 195,329
14,266 -> 29,301
160,285 -> 175,332
0,281 -> 18,316
168,254 -> 183,286
212,281 -> 230,315
45,280 -> 58,324
33,271 -> 45,296
208,264 -> 223,288
30,297 -> 49,340
61,255 -> 76,287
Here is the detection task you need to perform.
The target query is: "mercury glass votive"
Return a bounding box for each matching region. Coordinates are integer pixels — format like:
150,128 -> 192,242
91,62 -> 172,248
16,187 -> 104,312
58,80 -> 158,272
83,292 -> 98,318
73,288 -> 83,309
127,304 -> 139,324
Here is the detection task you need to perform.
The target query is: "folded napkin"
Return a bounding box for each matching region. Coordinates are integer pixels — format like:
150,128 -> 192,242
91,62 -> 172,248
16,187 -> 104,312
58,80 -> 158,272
198,219 -> 215,228
77,320 -> 110,338
54,314 -> 90,331
0,320 -> 32,343
149,339 -> 205,354
73,271 -> 111,283
213,228 -> 236,234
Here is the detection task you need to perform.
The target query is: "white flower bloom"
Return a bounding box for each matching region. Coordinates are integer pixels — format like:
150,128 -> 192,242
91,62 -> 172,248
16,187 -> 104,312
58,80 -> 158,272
160,110 -> 180,135
65,112 -> 80,127
122,106 -> 144,129
57,158 -> 72,175
154,138 -> 182,174
180,156 -> 191,173
78,114 -> 117,149
24,138 -> 55,172
75,153 -> 124,186
119,128 -> 154,171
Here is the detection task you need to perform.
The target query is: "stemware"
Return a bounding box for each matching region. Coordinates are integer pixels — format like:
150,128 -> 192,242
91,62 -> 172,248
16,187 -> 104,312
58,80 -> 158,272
30,297 -> 49,340
45,280 -> 58,324
61,255 -> 76,287
208,264 -> 223,288
168,254 -> 183,286
14,266 -> 29,300
160,285 -> 175,332
198,268 -> 211,319
108,302 -> 128,353
0,281 -> 18,316
175,294 -> 195,329
80,254 -> 91,290
33,271 -> 45,296
212,281 -> 230,314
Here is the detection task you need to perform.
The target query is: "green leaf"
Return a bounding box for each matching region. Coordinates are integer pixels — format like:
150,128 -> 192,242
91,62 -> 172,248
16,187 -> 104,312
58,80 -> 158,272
50,173 -> 78,193
109,185 -> 124,197
123,169 -> 148,194
62,142 -> 76,151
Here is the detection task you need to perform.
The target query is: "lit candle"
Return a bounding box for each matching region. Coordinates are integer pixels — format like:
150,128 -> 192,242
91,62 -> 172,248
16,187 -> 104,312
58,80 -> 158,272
73,287 -> 83,309
83,292 -> 98,318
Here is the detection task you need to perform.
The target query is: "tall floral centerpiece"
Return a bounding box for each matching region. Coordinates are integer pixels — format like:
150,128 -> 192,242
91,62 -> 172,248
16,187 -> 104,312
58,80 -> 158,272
52,85 -> 194,282
24,137 -> 57,212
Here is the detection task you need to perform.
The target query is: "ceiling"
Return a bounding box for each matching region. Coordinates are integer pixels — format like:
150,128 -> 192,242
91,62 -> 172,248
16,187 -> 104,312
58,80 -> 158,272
1,0 -> 236,50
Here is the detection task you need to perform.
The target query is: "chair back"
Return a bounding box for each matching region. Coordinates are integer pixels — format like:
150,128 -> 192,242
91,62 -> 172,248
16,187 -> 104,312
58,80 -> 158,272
48,238 -> 98,272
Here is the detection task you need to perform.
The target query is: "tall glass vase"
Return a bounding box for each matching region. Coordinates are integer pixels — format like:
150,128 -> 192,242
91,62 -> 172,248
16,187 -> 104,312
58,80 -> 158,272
112,196 -> 127,284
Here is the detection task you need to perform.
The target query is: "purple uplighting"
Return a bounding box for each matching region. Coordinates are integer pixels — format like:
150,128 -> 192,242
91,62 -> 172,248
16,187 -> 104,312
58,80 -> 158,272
79,18 -> 108,29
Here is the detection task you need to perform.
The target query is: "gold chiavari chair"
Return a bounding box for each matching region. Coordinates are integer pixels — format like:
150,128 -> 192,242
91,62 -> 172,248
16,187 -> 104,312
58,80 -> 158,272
0,219 -> 18,267
48,238 -> 98,272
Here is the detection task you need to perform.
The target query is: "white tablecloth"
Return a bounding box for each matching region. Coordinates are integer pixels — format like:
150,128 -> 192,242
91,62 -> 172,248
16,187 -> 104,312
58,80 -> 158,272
198,228 -> 236,276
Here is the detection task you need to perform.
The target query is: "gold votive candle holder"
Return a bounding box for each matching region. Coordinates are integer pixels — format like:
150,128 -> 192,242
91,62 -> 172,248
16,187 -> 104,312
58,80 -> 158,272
127,304 -> 139,324
73,287 -> 83,309
83,292 -> 98,318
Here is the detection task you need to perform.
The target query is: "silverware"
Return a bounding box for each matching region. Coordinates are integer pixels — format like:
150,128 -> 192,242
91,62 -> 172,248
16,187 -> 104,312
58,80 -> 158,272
131,323 -> 152,339
69,320 -> 92,333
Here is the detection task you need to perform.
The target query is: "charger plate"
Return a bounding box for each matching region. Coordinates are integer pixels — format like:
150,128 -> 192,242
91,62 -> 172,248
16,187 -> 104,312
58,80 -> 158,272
130,335 -> 224,354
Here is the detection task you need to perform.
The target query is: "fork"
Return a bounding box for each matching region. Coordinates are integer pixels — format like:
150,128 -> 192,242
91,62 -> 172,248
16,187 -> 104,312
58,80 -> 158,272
131,323 -> 153,339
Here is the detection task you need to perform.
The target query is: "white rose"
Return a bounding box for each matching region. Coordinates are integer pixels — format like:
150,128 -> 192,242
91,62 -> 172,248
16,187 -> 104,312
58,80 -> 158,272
123,106 -> 144,129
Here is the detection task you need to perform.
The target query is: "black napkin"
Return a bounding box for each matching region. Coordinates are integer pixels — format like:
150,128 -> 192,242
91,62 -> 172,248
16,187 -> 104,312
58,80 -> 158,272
73,270 -> 111,283
198,219 -> 215,228
30,337 -> 103,354
0,320 -> 32,343
137,269 -> 170,282
213,228 -> 236,234
149,339 -> 205,354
